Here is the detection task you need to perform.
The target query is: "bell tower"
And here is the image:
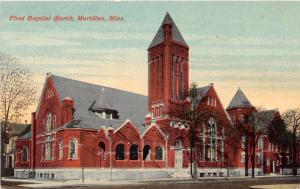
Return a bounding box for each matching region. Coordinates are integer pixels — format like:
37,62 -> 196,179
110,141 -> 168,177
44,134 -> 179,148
148,13 -> 189,119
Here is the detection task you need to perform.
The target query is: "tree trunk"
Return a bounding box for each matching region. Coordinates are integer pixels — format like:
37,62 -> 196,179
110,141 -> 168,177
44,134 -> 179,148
251,132 -> 256,178
245,134 -> 249,176
292,133 -> 297,176
194,145 -> 197,180
190,145 -> 193,178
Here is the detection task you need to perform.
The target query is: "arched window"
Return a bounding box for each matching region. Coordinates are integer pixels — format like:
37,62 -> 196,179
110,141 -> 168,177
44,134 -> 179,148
99,142 -> 106,160
202,123 -> 206,136
208,118 -> 217,136
52,135 -> 56,160
41,137 -> 45,161
22,146 -> 28,162
130,144 -> 139,160
208,117 -> 217,161
115,144 -> 124,160
45,135 -> 51,160
53,115 -> 57,131
155,146 -> 163,160
46,113 -> 52,133
59,139 -> 64,160
69,138 -> 78,159
143,145 -> 151,161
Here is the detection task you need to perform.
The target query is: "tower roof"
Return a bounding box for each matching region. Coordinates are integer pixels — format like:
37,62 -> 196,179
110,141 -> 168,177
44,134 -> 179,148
227,88 -> 253,110
148,12 -> 187,49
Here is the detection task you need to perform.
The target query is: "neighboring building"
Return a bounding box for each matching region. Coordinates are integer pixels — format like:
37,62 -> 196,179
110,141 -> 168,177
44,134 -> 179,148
14,13 -> 285,180
2,123 -> 31,176
226,88 -> 286,175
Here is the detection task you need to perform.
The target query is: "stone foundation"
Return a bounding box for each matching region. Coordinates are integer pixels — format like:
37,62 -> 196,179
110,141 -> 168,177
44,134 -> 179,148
15,167 -> 287,180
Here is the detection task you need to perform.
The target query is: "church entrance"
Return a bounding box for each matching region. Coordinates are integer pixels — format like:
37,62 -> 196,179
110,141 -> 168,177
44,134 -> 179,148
174,139 -> 183,169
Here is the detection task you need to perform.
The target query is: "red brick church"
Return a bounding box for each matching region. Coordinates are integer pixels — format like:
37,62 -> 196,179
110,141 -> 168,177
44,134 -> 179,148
14,13 -> 285,180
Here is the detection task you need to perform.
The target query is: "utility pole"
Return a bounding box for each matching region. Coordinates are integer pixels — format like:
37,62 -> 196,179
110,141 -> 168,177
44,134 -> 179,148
81,167 -> 84,183
81,134 -> 84,183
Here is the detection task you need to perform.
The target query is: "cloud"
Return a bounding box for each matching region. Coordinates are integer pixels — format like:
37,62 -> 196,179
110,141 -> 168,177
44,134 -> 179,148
1,31 -> 82,47
186,34 -> 300,46
190,46 -> 300,56
1,31 -> 151,46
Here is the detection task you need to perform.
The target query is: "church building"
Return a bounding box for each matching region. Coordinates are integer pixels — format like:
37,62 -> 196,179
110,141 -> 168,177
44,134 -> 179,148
14,13 -> 283,180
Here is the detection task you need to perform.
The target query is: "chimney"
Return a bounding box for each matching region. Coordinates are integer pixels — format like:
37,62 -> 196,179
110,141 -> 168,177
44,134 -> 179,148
62,97 -> 74,124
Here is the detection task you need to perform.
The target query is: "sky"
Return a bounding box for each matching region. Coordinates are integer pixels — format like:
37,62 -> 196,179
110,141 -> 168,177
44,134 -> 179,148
0,1 -> 300,122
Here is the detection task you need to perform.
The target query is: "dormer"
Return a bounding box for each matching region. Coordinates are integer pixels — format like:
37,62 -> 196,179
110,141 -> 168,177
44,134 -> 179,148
90,87 -> 119,119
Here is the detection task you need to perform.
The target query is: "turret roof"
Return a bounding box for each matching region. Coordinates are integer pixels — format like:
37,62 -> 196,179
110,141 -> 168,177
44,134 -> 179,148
227,88 -> 253,110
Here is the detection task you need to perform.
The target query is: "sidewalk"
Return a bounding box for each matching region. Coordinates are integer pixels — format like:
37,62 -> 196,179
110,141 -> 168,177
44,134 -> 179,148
1,175 -> 299,188
1,177 -> 190,188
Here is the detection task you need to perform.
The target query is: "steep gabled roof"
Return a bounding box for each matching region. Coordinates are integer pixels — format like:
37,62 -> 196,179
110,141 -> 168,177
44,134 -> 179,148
254,110 -> 277,132
148,12 -> 187,49
10,124 -> 31,137
51,74 -> 148,124
19,130 -> 32,140
188,85 -> 211,108
197,85 -> 210,101
227,88 -> 253,110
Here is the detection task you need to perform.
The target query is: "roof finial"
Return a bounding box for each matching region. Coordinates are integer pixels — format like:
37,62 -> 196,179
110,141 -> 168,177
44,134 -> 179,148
46,72 -> 52,77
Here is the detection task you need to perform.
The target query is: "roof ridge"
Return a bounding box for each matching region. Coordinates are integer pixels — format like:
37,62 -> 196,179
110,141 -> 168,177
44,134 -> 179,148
197,85 -> 210,89
51,74 -> 147,97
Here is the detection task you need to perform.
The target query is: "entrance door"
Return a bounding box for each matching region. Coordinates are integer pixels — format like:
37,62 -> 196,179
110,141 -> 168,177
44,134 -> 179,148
270,160 -> 273,173
8,156 -> 12,168
175,149 -> 183,169
174,139 -> 183,169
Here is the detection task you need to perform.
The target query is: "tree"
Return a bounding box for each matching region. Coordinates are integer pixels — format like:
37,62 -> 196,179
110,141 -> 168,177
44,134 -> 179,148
245,107 -> 271,178
168,82 -> 202,179
222,123 -> 240,177
282,108 -> 300,176
0,54 -> 37,170
168,82 -> 231,179
268,118 -> 292,173
188,82 -> 202,179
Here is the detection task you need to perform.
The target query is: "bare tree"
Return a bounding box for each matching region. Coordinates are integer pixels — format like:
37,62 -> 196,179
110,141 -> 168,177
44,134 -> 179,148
268,118 -> 292,174
168,82 -> 202,179
282,108 -> 300,176
0,54 -> 37,168
222,123 -> 240,177
169,82 -> 231,179
245,107 -> 272,178
168,82 -> 198,179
